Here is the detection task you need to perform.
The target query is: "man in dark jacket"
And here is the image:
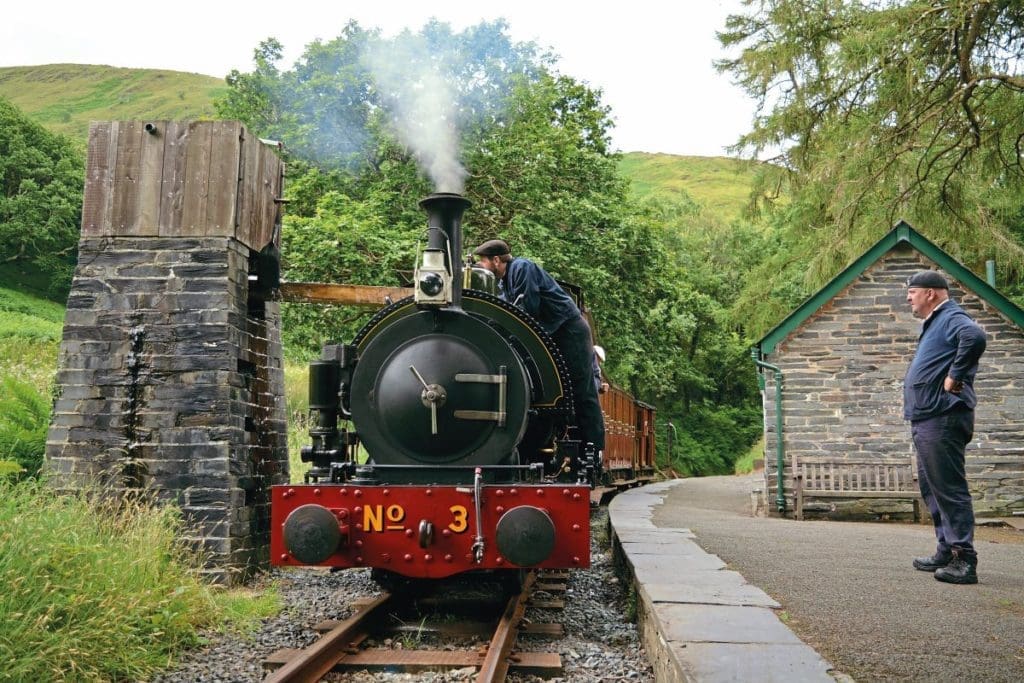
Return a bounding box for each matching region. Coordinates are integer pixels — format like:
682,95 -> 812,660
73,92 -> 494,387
903,270 -> 987,584
473,239 -> 605,457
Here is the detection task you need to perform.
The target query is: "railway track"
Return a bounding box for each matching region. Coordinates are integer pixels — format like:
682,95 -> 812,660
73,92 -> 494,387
264,569 -> 569,682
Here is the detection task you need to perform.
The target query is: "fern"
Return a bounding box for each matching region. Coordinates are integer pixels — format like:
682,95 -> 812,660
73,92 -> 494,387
0,377 -> 50,475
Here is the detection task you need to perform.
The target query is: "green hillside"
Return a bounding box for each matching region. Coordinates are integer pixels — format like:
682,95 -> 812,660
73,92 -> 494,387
1,65 -> 756,220
619,152 -> 761,220
0,64 -> 226,141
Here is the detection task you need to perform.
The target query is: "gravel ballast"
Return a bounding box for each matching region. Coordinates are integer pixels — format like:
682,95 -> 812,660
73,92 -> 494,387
153,507 -> 653,682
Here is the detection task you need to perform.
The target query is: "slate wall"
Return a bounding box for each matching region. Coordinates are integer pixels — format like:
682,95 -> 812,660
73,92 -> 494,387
45,122 -> 288,582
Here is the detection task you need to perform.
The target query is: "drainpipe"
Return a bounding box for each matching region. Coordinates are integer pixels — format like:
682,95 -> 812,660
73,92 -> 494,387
664,422 -> 676,465
751,348 -> 786,513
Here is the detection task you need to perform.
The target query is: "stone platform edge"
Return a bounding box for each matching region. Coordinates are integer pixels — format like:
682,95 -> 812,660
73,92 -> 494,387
607,480 -> 841,682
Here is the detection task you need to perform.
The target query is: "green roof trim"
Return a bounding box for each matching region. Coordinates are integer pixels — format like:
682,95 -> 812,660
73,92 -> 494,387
756,221 -> 1024,355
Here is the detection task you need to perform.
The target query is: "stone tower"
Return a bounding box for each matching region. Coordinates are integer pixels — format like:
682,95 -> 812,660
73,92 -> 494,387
45,121 -> 289,582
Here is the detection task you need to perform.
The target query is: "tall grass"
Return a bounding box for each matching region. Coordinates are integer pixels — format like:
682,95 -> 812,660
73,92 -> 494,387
284,360 -> 312,483
0,481 -> 221,681
0,286 -> 62,394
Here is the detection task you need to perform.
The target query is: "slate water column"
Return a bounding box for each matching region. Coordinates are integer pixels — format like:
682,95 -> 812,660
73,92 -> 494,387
45,121 -> 289,583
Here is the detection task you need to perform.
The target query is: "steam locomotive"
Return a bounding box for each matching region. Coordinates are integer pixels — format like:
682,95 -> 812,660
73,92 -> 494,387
270,193 -> 651,582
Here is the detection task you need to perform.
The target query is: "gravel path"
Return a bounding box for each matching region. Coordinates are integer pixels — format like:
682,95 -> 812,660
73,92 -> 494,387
153,507 -> 652,682
652,474 -> 1024,683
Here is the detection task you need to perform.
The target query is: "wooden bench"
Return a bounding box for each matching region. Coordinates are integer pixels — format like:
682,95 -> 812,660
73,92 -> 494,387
793,455 -> 922,521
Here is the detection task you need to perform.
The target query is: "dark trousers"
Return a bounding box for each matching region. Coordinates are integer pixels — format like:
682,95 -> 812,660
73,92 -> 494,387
552,316 -> 605,451
911,406 -> 976,556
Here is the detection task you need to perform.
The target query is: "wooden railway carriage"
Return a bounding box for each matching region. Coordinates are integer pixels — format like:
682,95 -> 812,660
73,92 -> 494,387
634,400 -> 656,474
599,385 -> 656,483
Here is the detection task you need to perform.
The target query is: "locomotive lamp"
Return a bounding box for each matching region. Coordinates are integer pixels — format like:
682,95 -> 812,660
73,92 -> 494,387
414,248 -> 452,305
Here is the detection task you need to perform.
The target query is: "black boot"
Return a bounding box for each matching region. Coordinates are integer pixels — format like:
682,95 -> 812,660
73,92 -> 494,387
934,552 -> 978,585
912,551 -> 952,572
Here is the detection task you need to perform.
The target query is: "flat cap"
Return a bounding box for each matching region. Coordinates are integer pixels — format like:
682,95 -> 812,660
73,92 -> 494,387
906,270 -> 948,289
473,239 -> 510,257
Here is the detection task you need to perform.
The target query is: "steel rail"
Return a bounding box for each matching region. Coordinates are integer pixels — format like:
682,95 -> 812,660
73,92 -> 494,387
475,571 -> 537,683
265,592 -> 394,683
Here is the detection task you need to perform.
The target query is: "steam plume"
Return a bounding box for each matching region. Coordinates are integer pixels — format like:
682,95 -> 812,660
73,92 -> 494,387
362,33 -> 467,194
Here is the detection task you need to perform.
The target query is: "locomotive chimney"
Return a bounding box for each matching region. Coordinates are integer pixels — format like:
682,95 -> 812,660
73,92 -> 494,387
417,192 -> 472,308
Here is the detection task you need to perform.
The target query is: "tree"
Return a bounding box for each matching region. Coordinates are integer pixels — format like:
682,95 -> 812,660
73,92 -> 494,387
221,20 -> 765,472
217,20 -> 550,176
0,97 -> 84,298
718,0 -> 1024,323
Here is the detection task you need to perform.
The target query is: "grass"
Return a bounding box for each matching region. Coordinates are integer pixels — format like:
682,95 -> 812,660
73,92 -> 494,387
0,286 -> 62,475
0,480 -> 278,681
0,286 -> 281,680
0,64 -> 227,142
734,435 -> 765,475
284,360 -> 312,483
0,262 -> 67,303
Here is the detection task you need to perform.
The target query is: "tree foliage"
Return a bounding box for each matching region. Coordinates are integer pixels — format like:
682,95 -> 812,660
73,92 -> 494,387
718,0 -> 1024,328
220,21 -> 764,473
217,21 -> 550,174
0,97 -> 84,298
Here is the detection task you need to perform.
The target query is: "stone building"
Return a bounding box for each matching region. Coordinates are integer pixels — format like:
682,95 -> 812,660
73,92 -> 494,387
752,222 -> 1024,519
45,121 -> 289,582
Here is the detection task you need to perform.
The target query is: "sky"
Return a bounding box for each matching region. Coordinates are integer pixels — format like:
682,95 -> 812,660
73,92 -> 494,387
0,0 -> 755,158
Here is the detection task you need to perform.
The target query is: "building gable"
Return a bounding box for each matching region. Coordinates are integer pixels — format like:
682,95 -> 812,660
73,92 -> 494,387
757,222 -> 1024,356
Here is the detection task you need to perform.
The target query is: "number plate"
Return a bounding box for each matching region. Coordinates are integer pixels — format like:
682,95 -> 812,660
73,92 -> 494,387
271,484 -> 591,578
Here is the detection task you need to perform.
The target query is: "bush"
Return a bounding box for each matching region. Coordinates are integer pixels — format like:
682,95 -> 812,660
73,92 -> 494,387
663,405 -> 763,477
0,481 -> 221,681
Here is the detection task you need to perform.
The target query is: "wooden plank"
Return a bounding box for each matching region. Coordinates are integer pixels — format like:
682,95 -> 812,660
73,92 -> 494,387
279,282 -> 409,308
206,121 -> 242,237
158,121 -> 189,235
266,593 -> 393,683
249,143 -> 270,249
265,648 -> 561,676
236,128 -> 260,246
535,582 -> 566,593
333,648 -> 561,674
520,622 -> 563,637
137,121 -> 167,234
248,142 -> 283,250
81,122 -> 113,236
111,121 -> 144,234
806,491 -> 921,499
180,121 -> 212,236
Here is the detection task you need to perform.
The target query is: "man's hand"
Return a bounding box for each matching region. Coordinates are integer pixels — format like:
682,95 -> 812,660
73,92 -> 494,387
944,376 -> 964,394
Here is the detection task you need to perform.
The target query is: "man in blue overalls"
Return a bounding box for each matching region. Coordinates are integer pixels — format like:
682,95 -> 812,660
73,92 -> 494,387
904,270 -> 987,584
473,239 -> 606,462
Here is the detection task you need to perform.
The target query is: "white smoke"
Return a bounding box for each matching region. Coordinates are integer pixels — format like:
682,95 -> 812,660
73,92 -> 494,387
361,33 -> 467,194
